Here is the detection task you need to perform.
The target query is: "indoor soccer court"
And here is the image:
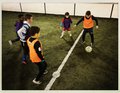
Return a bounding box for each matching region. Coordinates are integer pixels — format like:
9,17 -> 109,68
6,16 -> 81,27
2,2 -> 118,90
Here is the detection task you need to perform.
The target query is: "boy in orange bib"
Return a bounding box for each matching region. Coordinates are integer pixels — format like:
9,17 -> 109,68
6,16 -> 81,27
75,11 -> 98,46
27,26 -> 47,84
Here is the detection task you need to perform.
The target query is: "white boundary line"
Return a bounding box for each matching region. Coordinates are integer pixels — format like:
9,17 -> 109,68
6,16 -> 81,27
44,30 -> 84,90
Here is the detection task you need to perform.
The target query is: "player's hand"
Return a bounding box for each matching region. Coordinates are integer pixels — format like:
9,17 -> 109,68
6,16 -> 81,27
96,25 -> 99,29
73,25 -> 77,28
41,60 -> 45,62
60,27 -> 62,30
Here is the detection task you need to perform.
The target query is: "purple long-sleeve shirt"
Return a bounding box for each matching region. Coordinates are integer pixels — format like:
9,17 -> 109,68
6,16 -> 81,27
14,20 -> 23,32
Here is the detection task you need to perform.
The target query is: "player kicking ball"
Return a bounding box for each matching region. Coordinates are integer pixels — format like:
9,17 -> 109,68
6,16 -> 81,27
74,10 -> 99,47
60,12 -> 72,38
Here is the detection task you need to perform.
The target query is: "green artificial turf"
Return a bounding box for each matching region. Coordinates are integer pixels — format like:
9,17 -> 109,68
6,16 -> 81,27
2,11 -> 118,90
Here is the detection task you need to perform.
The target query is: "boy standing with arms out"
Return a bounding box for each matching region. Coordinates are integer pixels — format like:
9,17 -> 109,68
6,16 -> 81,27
8,14 -> 24,45
17,13 -> 33,64
60,12 -> 72,38
74,10 -> 98,46
27,26 -> 47,84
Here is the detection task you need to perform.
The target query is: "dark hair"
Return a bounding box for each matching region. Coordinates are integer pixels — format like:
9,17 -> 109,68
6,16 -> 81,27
18,14 -> 24,18
86,11 -> 91,16
65,12 -> 69,16
30,26 -> 40,36
25,13 -> 32,20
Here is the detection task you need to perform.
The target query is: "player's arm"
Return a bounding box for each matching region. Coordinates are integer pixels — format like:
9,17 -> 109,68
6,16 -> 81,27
92,15 -> 99,28
75,17 -> 84,26
34,41 -> 44,61
14,21 -> 20,31
14,21 -> 17,27
15,22 -> 21,31
59,18 -> 64,29
60,18 -> 65,27
17,26 -> 26,40
70,18 -> 72,24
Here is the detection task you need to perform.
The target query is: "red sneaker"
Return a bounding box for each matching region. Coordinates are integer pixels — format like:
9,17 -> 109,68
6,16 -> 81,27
22,61 -> 27,64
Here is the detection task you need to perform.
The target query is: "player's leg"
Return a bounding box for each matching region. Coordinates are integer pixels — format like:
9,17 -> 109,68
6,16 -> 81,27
21,42 -> 29,64
67,28 -> 72,37
89,28 -> 94,46
82,29 -> 87,44
43,61 -> 48,74
33,62 -> 42,84
68,31 -> 72,37
33,61 -> 47,84
8,32 -> 20,45
60,28 -> 65,38
15,32 -> 20,42
10,38 -> 19,43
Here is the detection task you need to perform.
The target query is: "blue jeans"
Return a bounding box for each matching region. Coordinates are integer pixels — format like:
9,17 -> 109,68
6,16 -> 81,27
21,42 -> 29,62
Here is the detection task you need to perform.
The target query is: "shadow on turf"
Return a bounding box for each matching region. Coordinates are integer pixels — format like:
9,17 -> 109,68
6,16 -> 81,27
2,45 -> 23,89
6,44 -> 22,55
2,43 -> 41,90
73,41 -> 118,69
62,36 -> 74,46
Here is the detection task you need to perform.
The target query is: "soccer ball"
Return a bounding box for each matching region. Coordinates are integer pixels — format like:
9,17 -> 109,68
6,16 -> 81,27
85,46 -> 92,53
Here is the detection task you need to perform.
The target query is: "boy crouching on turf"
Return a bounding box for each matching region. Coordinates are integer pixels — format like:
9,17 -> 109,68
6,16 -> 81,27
60,12 -> 72,38
27,26 -> 48,84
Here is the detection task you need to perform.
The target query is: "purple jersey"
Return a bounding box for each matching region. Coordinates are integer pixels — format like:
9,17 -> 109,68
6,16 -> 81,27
62,17 -> 72,29
14,20 -> 23,32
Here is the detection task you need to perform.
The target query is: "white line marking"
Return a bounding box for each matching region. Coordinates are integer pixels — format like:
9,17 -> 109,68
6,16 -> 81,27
44,30 -> 84,90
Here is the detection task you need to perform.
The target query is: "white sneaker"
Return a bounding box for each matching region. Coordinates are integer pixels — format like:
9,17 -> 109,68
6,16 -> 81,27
32,78 -> 42,85
69,34 -> 72,37
60,35 -> 63,38
8,40 -> 12,45
43,70 -> 48,75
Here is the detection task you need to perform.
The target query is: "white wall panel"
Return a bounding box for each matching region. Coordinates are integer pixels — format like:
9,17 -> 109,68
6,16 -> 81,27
112,4 -> 118,18
2,3 -> 118,18
46,3 -> 74,15
76,4 -> 112,18
21,3 -> 44,13
2,3 -> 20,12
